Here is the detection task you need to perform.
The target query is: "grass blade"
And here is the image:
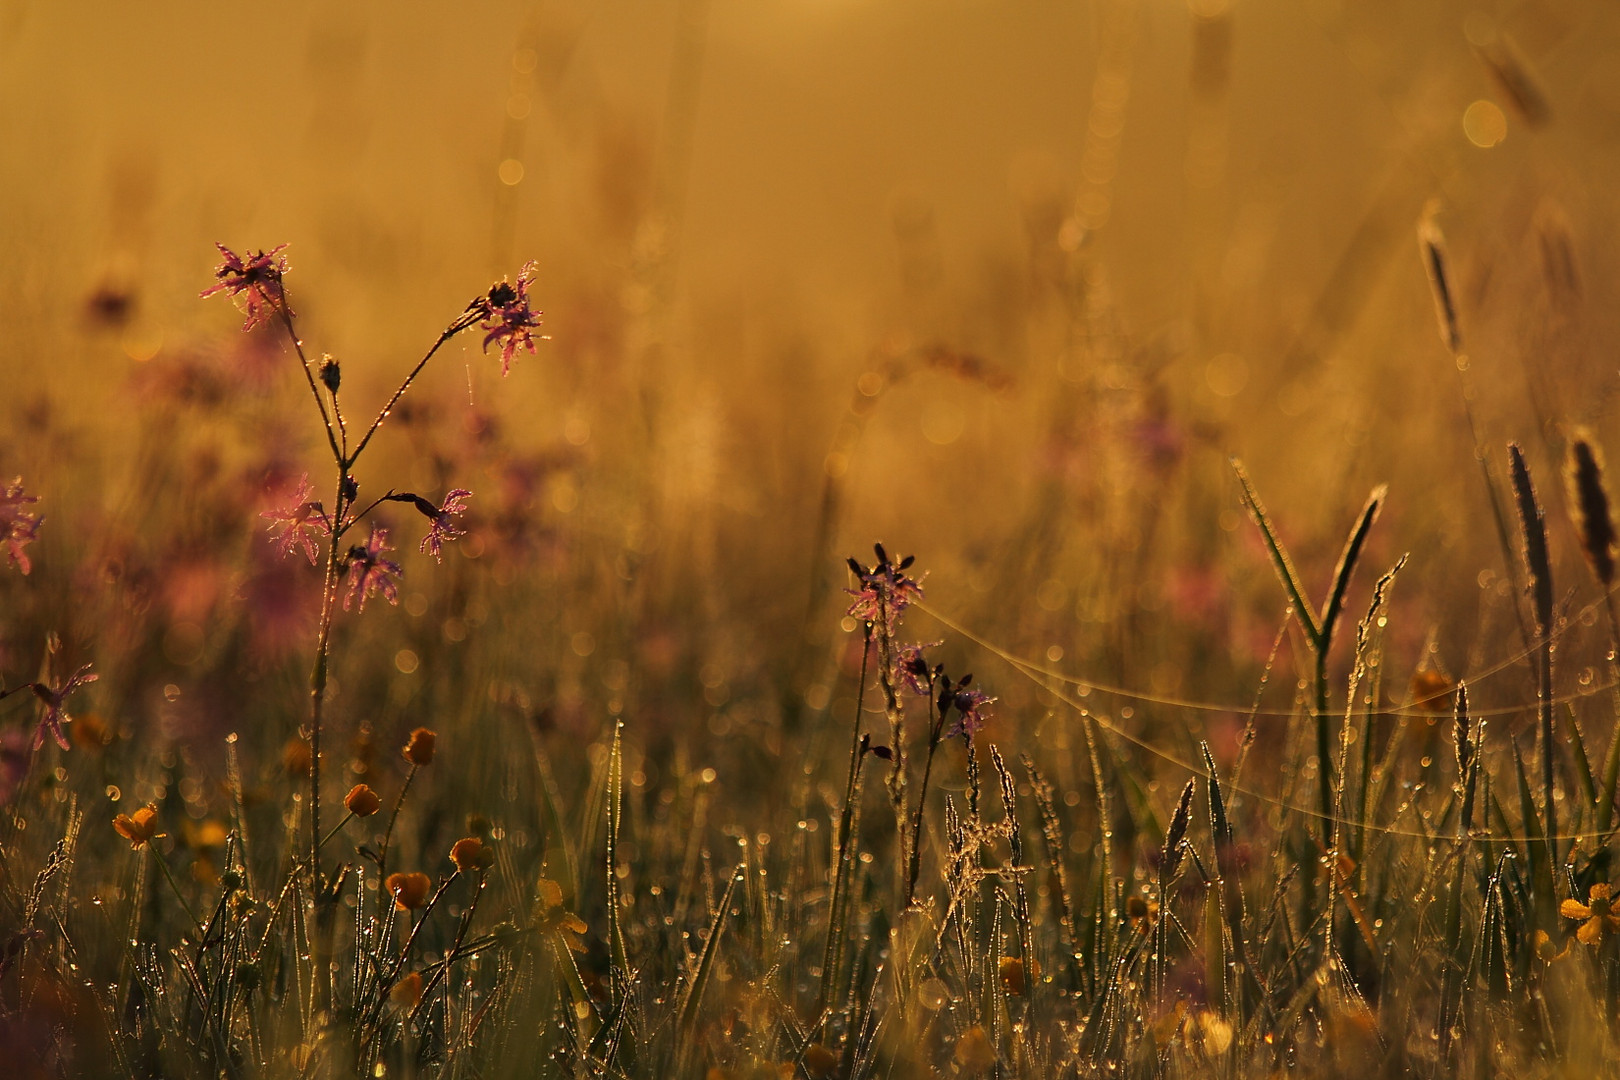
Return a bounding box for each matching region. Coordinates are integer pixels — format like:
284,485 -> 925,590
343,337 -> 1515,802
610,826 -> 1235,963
1232,458 -> 1322,648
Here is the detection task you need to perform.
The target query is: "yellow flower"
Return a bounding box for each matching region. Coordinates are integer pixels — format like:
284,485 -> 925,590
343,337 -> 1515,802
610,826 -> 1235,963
535,877 -> 588,952
1560,882 -> 1620,946
113,805 -> 162,849
1533,929 -> 1571,962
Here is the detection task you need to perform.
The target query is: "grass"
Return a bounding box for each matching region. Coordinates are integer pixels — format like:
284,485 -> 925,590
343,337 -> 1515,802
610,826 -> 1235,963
6,6 -> 1620,1078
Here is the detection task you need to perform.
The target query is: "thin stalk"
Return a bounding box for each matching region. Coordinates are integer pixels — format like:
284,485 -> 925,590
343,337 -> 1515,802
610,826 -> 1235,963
904,682 -> 948,908
818,623 -> 872,1026
150,845 -> 201,931
348,327 -> 466,467
377,764 -> 420,881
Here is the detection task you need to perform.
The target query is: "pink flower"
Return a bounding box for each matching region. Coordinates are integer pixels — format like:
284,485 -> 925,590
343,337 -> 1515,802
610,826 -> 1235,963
0,478 -> 41,575
894,642 -> 941,697
260,474 -> 330,565
846,544 -> 925,635
31,663 -> 98,752
201,243 -> 291,331
943,684 -> 995,741
417,489 -> 472,561
478,262 -> 543,375
343,524 -> 403,612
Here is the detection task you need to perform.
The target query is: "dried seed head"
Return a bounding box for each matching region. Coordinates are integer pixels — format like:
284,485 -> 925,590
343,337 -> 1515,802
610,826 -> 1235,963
1160,779 -> 1196,882
1418,209 -> 1462,353
1564,431 -> 1616,588
1509,443 -> 1554,634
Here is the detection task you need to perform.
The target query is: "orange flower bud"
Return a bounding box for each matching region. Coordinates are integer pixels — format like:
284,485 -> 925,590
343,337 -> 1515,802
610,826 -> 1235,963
450,836 -> 493,873
113,805 -> 161,849
384,871 -> 432,910
344,784 -> 381,817
390,971 -> 424,1009
802,1044 -> 838,1078
402,728 -> 436,766
282,737 -> 312,777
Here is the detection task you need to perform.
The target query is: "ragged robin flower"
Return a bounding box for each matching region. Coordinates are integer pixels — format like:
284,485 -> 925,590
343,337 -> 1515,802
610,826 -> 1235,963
31,663 -> 98,752
894,642 -> 941,697
475,262 -> 544,375
414,489 -> 472,561
0,478 -> 41,575
342,524 -> 403,612
941,676 -> 995,740
845,543 -> 925,635
260,474 -> 330,566
1561,882 -> 1620,946
200,243 -> 291,331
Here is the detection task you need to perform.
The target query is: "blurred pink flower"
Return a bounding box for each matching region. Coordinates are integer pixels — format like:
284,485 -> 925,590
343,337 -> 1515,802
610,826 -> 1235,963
418,489 -> 472,561
201,243 -> 290,331
478,262 -> 544,375
31,663 -> 98,752
0,478 -> 41,575
0,729 -> 28,805
343,524 -> 403,612
261,474 -> 330,565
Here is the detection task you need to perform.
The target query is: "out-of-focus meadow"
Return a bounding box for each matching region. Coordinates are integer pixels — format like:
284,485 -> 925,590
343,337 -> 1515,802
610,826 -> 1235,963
7,1 -> 1620,1076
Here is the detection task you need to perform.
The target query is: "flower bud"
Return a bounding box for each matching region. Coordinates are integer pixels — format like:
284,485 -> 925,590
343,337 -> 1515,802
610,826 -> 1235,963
402,728 -> 436,766
450,836 -> 493,873
344,783 -> 381,817
384,871 -> 432,910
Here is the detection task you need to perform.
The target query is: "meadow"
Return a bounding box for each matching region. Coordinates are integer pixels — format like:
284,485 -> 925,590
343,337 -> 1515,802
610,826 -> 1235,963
5,1 -> 1620,1076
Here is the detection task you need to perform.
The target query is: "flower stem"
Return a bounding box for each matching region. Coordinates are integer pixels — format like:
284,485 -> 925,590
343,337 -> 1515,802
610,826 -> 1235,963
377,764 -> 419,882
150,845 -> 201,931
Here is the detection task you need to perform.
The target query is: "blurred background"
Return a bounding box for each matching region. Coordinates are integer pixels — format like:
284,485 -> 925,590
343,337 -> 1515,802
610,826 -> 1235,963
4,0 -> 1620,780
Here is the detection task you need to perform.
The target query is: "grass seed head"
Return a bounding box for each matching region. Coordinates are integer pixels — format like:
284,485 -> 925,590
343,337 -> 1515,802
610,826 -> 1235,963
1564,431 -> 1616,587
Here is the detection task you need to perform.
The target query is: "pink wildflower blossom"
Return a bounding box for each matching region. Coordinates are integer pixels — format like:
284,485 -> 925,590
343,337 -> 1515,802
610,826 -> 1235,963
201,243 -> 291,331
478,262 -> 544,375
846,544 -> 925,635
30,663 -> 98,752
343,524 -> 403,612
894,642 -> 941,697
260,474 -> 330,565
943,684 -> 995,741
0,479 -> 42,575
417,489 -> 472,561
